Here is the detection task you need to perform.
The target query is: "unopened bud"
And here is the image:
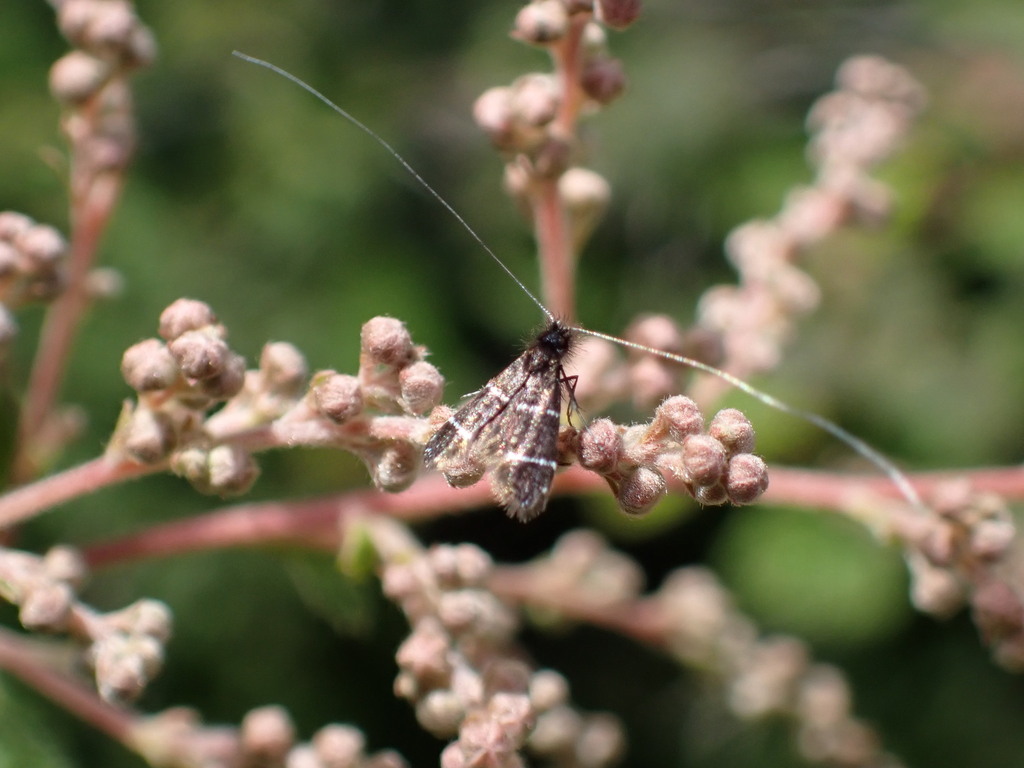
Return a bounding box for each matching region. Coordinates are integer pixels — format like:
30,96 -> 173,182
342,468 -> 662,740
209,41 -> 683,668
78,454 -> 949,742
595,0 -> 642,29
311,372 -> 363,423
259,342 -> 308,396
158,299 -> 217,341
725,454 -> 769,504
313,724 -> 365,768
49,50 -> 110,104
652,396 -> 704,442
241,705 -> 296,763
709,408 -> 755,454
580,56 -> 626,105
513,0 -> 570,45
578,418 -> 621,473
399,361 -> 444,415
168,330 -> 231,381
123,407 -> 175,463
616,466 -> 666,515
207,444 -> 259,496
121,339 -> 179,391
361,317 -> 414,367
198,352 -> 247,399
373,442 -> 420,492
681,434 -> 727,486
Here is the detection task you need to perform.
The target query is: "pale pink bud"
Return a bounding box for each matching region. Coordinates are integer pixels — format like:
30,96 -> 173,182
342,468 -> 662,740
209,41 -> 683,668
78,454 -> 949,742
123,406 -> 175,463
241,705 -> 296,763
580,56 -> 626,105
16,224 -> 67,266
513,0 -> 570,45
19,582 -> 74,631
0,211 -> 33,240
529,670 -> 569,712
474,87 -> 515,146
416,689 -> 465,737
260,342 -> 308,396
694,483 -> 728,505
361,317 -> 414,367
511,74 -> 560,127
198,352 -> 247,399
373,442 -> 420,492
168,330 -> 231,381
681,434 -> 727,486
616,466 -> 666,515
49,50 -> 110,104
709,408 -> 755,454
653,396 -> 704,442
399,360 -> 444,415
121,339 -> 179,391
725,453 -> 768,504
43,546 -> 88,588
207,444 -> 259,496
595,0 -> 642,29
313,724 -> 365,768
158,298 -> 217,341
578,418 -> 621,473
576,713 -> 625,768
312,372 -> 363,423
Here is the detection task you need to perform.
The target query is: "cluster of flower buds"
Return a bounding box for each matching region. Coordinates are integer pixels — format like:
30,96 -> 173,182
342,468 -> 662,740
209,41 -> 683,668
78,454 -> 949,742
474,0 -> 633,263
502,535 -> 901,767
0,544 -> 171,703
575,394 -> 768,515
371,525 -> 623,768
309,316 -> 443,491
694,56 -> 925,392
48,0 -> 156,181
114,302 -> 441,497
0,211 -> 69,352
892,481 -> 1022,668
653,567 -> 901,767
133,706 -> 407,768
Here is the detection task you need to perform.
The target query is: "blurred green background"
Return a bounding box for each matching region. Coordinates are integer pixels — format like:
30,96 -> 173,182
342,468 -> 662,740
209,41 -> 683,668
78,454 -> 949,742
3,0 -> 1024,766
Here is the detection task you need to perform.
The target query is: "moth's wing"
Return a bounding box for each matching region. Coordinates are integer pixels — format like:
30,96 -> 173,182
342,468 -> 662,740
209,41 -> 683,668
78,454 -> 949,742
487,365 -> 565,522
423,354 -> 529,469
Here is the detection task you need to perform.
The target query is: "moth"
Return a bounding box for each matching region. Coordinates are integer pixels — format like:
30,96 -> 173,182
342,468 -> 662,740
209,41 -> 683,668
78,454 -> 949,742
422,320 -> 575,522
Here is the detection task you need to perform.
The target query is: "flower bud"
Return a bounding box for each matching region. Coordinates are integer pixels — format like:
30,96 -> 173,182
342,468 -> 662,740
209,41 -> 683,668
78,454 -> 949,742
580,56 -> 626,105
681,434 -> 727,486
311,371 -> 363,423
725,453 -> 768,504
259,342 -> 308,396
20,582 -> 74,632
595,0 -> 642,29
241,705 -> 296,764
616,466 -> 666,515
168,330 -> 231,381
49,50 -> 110,104
123,406 -> 175,463
577,418 -> 621,473
361,317 -> 414,367
158,298 -> 217,341
652,396 -> 704,442
207,444 -> 259,496
474,87 -> 515,147
709,408 -> 755,455
513,0 -> 570,45
399,361 -> 444,415
313,724 -> 365,768
198,352 -> 247,399
372,442 -> 420,493
121,339 -> 179,391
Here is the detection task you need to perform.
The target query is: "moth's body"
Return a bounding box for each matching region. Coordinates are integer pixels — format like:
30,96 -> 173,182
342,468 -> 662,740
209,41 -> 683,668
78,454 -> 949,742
423,321 -> 575,522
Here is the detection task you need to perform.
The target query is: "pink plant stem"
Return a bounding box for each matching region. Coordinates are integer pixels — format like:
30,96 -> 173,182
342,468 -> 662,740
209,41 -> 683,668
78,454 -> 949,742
14,154 -> 125,484
0,627 -> 134,744
529,13 -> 591,321
532,179 -> 576,320
0,456 -> 155,529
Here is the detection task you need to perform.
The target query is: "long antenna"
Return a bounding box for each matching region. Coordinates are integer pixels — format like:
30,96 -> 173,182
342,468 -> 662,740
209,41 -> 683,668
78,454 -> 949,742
233,51 -> 925,512
232,51 -> 554,324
